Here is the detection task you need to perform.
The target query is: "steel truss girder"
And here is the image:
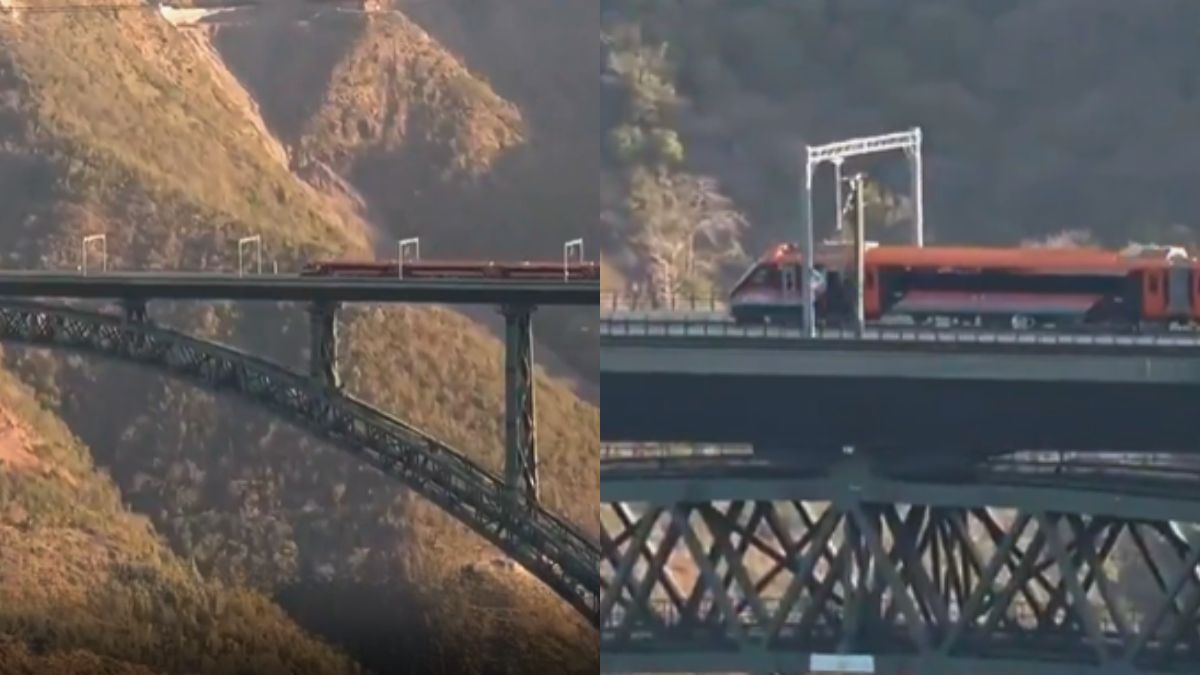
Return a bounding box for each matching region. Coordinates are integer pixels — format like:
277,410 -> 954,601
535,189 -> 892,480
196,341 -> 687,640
601,497 -> 1200,673
501,304 -> 538,506
308,300 -> 341,389
0,300 -> 598,623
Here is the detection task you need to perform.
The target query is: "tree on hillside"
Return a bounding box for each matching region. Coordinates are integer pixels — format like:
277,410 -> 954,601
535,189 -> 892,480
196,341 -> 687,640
625,167 -> 748,303
603,21 -> 750,300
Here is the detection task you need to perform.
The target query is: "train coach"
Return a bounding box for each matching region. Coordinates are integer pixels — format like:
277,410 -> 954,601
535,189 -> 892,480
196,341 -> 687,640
729,241 -> 1200,331
300,259 -> 599,281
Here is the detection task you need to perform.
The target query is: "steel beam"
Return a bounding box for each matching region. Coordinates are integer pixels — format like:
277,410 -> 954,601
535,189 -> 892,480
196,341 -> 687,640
601,458 -> 1200,522
601,493 -> 1200,673
0,300 -> 598,621
308,300 -> 340,390
501,304 -> 538,506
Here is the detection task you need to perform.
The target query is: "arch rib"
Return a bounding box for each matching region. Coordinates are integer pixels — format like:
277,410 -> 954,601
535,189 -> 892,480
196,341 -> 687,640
0,300 -> 599,623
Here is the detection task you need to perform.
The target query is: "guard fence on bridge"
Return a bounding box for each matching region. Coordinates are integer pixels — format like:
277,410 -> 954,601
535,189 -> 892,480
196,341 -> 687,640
601,292 -> 1200,348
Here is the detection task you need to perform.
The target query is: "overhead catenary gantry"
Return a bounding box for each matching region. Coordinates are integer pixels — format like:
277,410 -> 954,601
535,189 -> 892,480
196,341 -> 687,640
81,233 -> 107,276
237,234 -> 263,276
801,127 -> 924,337
397,236 -> 420,279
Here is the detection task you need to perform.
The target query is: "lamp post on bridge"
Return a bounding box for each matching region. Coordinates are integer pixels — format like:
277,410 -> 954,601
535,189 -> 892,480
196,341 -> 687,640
848,172 -> 867,337
81,234 -> 107,276
801,127 -> 924,337
237,235 -> 262,276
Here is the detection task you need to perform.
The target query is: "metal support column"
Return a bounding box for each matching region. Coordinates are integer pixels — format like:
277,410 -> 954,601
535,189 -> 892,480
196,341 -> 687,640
832,157 -> 845,236
910,128 -> 924,247
851,172 -> 866,335
801,156 -> 816,338
309,300 -> 340,390
501,304 -> 538,506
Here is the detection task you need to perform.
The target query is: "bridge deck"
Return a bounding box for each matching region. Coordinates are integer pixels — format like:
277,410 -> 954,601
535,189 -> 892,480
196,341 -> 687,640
0,271 -> 598,305
600,320 -> 1200,451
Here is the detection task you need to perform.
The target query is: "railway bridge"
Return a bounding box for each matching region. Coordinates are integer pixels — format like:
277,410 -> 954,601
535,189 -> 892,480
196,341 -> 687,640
600,296 -> 1200,673
0,259 -> 601,624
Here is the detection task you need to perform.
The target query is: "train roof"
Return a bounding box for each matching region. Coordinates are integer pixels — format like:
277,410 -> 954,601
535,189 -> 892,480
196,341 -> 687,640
305,258 -> 597,267
758,243 -> 1191,270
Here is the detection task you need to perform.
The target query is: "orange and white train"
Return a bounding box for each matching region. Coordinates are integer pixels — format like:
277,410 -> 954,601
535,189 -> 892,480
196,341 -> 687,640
301,259 -> 599,281
729,241 -> 1200,331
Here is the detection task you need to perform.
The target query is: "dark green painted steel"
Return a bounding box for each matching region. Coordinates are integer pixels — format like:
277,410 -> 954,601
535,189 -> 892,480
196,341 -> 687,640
601,457 -> 1200,522
0,271 -> 598,305
502,304 -> 539,506
601,333 -> 1200,383
308,300 -> 341,389
0,299 -> 599,622
601,458 -> 1200,673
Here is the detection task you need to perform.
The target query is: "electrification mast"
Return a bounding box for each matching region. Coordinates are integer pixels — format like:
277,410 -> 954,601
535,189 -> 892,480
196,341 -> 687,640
801,127 -> 923,336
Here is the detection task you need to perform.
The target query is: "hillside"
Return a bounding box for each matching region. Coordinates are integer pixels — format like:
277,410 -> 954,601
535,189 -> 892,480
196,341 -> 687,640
0,364 -> 360,675
603,0 -> 1200,291
211,1 -> 600,385
0,3 -> 596,672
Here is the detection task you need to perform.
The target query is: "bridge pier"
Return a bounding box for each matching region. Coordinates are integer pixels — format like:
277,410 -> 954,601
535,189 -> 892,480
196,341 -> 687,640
500,304 -> 538,507
308,300 -> 340,390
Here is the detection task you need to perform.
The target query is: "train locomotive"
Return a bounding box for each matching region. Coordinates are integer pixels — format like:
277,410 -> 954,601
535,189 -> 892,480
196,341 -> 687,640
729,240 -> 1200,331
300,259 -> 599,281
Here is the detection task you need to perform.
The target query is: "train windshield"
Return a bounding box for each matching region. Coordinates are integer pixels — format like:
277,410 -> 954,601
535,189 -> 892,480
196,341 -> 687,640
731,263 -> 779,293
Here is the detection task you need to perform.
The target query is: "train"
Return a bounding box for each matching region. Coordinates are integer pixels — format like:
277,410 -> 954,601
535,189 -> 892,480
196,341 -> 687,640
300,259 -> 599,281
728,240 -> 1200,331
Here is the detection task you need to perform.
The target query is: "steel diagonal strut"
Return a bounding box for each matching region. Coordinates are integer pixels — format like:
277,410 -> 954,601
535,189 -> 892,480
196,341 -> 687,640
600,477 -> 1200,673
0,301 -> 598,623
501,304 -> 538,506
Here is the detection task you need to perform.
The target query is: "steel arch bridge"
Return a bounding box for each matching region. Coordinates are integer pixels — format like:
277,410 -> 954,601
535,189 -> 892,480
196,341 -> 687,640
601,456 -> 1200,674
0,299 -> 599,623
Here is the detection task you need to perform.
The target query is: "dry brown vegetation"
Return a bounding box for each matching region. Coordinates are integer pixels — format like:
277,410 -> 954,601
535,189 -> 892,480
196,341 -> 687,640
600,255 -> 626,292
298,12 -> 525,181
0,2 -> 596,672
0,366 -> 361,675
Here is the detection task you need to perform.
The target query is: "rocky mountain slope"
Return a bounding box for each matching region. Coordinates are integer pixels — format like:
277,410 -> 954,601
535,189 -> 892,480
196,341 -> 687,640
0,364 -> 361,675
0,2 -> 596,672
211,0 -> 600,387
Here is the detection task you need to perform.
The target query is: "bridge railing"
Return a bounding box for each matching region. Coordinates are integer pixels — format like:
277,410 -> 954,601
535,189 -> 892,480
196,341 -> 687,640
600,317 -> 1200,347
600,443 -> 753,460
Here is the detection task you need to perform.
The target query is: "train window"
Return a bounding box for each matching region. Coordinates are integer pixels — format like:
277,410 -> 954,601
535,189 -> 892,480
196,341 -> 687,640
865,270 -> 875,289
1149,274 -> 1160,294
